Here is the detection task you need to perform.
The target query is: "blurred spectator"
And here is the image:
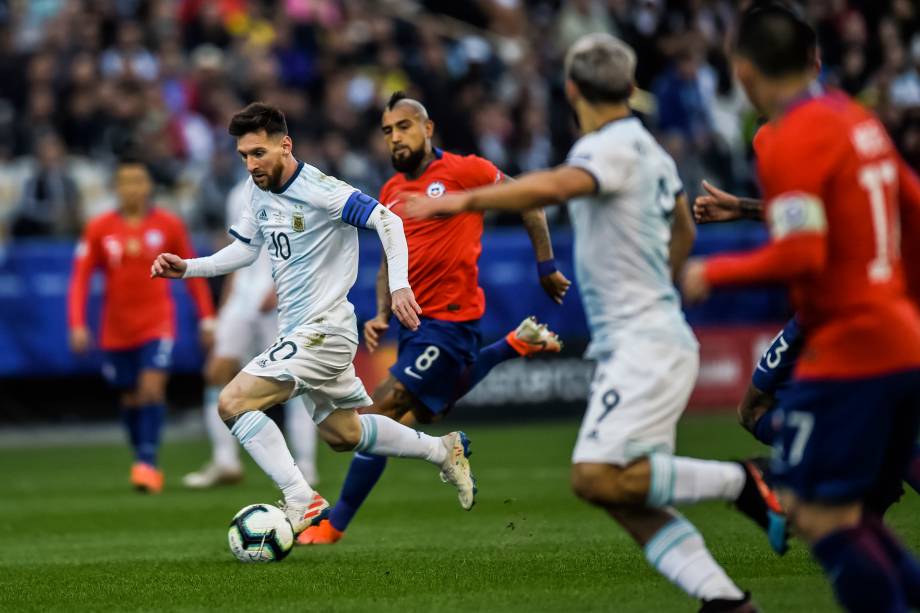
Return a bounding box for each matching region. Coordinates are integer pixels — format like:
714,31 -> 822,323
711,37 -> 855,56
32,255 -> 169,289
0,0 -> 915,239
100,20 -> 158,81
10,132 -> 81,238
554,0 -> 617,54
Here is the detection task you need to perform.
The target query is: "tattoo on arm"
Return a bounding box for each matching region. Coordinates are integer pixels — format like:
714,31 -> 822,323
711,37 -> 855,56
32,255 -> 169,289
376,258 -> 392,317
521,208 -> 554,262
740,198 -> 764,221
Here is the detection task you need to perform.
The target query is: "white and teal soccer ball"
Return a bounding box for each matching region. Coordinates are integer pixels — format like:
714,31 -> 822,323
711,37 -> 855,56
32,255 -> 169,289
228,504 -> 294,563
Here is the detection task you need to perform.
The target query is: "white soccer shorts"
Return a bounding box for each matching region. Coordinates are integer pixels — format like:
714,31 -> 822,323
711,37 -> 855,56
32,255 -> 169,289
572,336 -> 699,465
242,326 -> 372,424
214,306 -> 278,362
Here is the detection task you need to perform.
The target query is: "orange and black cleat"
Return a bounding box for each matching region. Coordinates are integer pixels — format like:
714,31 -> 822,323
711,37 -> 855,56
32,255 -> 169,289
296,519 -> 344,546
734,458 -> 788,555
506,316 -> 562,357
130,462 -> 164,494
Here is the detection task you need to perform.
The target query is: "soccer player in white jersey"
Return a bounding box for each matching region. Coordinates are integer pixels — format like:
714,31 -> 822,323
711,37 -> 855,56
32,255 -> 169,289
407,34 -> 779,612
183,178 -> 318,489
151,103 -> 475,533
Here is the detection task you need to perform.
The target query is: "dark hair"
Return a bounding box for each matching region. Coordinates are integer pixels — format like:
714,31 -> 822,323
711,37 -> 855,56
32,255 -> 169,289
735,2 -> 818,77
114,141 -> 148,169
228,102 -> 288,138
385,91 -> 409,112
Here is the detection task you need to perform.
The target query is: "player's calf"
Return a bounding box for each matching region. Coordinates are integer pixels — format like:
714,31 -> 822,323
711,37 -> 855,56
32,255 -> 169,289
570,461 -> 652,508
317,409 -> 363,451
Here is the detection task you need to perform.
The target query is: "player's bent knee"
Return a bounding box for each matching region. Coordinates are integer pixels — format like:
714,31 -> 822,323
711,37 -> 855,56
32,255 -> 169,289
318,411 -> 362,452
217,386 -> 247,422
571,463 -> 647,507
321,427 -> 361,452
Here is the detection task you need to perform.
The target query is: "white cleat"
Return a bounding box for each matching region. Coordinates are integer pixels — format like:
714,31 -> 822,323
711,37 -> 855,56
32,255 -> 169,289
181,462 -> 244,489
439,431 -> 477,510
508,316 -> 562,356
279,492 -> 330,534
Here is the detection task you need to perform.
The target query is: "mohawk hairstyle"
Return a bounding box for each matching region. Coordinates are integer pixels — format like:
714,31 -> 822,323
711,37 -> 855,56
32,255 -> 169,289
228,102 -> 288,138
383,91 -> 429,120
735,2 -> 818,77
386,91 -> 409,111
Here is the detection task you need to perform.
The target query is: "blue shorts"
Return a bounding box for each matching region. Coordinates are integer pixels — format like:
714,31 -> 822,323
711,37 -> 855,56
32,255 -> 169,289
102,338 -> 174,390
771,370 -> 920,503
390,318 -> 481,414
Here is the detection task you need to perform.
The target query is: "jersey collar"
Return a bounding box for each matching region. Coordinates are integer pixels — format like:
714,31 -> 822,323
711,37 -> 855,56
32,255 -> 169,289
781,81 -> 824,116
433,147 -> 443,159
272,160 -> 304,194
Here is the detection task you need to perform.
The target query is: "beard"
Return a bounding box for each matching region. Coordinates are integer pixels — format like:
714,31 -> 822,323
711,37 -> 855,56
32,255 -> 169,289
253,160 -> 286,191
390,146 -> 426,174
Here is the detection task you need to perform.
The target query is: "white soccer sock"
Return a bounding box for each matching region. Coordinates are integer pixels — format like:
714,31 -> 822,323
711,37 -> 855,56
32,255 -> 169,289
354,414 -> 447,465
204,386 -> 240,469
284,397 -> 317,472
644,514 -> 745,601
646,454 -> 745,507
230,411 -> 314,505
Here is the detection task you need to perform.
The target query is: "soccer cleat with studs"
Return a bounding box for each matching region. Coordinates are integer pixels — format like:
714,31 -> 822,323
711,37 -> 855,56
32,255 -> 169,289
296,518 -> 344,546
130,462 -> 164,494
279,492 -> 330,534
506,316 -> 562,356
734,458 -> 788,555
439,431 -> 477,510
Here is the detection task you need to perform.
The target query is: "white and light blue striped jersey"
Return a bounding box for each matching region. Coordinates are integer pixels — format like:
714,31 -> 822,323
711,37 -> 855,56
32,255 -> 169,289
565,117 -> 697,358
229,161 -> 375,343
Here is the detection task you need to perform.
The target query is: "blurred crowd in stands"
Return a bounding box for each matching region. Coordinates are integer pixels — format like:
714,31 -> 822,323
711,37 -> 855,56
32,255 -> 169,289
0,0 -> 917,240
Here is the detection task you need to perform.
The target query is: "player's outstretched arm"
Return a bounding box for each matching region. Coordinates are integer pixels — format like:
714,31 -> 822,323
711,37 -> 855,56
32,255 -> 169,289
151,252 -> 188,278
153,240 -> 259,279
520,207 -> 571,304
693,180 -> 764,224
404,166 -> 597,219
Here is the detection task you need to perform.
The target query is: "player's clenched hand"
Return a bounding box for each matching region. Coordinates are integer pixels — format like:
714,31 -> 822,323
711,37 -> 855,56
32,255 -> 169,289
69,326 -> 92,354
693,180 -> 741,224
679,258 -> 711,305
364,313 -> 390,352
391,287 -> 422,331
540,270 -> 572,304
403,192 -> 472,219
150,253 -> 187,278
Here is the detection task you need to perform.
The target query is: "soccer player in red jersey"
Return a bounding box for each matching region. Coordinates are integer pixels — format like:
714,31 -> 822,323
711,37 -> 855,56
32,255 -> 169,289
681,6 -> 920,611
68,157 -> 215,493
299,92 -> 570,545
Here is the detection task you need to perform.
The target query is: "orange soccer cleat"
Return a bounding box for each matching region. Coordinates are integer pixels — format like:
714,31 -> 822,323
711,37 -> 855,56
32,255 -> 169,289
130,462 -> 164,494
505,316 -> 562,357
296,519 -> 344,546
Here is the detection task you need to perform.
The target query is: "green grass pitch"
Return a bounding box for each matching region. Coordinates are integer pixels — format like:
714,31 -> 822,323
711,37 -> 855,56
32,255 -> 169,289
2,414 -> 917,612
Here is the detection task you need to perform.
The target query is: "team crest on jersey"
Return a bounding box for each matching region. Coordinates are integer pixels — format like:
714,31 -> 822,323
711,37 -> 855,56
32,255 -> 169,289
426,181 -> 446,198
258,209 -> 268,221
292,212 -> 305,232
256,358 -> 269,368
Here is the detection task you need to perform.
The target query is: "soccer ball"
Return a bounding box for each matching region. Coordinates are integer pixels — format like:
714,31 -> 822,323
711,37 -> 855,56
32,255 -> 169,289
228,504 -> 294,563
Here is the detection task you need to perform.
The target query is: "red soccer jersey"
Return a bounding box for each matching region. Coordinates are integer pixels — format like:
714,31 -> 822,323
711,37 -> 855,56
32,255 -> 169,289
706,90 -> 920,379
379,149 -> 503,322
68,208 -> 215,350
